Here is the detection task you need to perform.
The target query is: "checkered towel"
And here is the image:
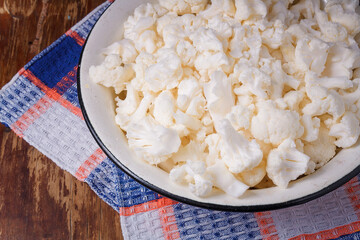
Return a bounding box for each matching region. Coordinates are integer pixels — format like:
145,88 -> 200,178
1,1 -> 359,239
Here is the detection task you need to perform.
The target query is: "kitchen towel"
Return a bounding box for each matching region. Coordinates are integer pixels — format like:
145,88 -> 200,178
1,1 -> 359,239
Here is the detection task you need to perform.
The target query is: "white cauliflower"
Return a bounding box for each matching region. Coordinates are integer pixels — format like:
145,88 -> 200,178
283,90 -> 305,111
236,160 -> 266,187
194,51 -> 230,77
145,49 -> 183,92
325,0 -> 360,36
207,160 -> 249,198
153,91 -> 176,127
204,71 -> 234,124
303,74 -> 346,119
226,104 -> 255,131
127,117 -> 181,165
267,139 -> 310,188
169,161 -> 213,197
124,4 -> 157,42
303,126 -> 336,170
329,112 -> 360,148
234,0 -> 268,21
322,43 -> 360,79
190,27 -> 224,53
171,141 -> 206,163
103,39 -> 138,64
114,83 -> 140,129
294,38 -> 329,75
158,0 -> 208,14
174,110 -> 202,131
200,0 -> 236,19
233,61 -> 272,99
217,119 -> 263,173
301,114 -> 320,142
89,55 -> 134,94
251,101 -> 304,145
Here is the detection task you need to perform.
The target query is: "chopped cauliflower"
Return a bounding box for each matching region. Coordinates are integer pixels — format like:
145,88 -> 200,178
91,0 -> 360,198
169,160 -> 213,197
303,126 -> 336,170
267,139 -> 310,188
329,112 -> 360,148
218,119 -> 263,173
251,101 -> 304,145
207,160 -> 249,198
127,117 -> 181,164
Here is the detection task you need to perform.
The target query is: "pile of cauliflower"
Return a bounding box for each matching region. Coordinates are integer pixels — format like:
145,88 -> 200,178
90,0 -> 360,198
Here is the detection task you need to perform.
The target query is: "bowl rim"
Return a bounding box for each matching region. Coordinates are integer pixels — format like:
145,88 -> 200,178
77,1 -> 360,212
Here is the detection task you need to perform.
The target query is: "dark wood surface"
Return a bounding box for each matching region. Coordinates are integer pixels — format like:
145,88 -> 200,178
0,1 -> 123,239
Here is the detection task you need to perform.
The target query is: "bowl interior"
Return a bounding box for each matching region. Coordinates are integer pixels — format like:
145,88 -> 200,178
78,0 -> 360,211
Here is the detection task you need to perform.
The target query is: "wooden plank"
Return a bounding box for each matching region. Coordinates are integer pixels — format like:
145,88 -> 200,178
0,0 -> 123,239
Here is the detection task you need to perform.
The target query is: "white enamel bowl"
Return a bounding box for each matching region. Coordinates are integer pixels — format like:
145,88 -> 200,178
78,0 -> 360,211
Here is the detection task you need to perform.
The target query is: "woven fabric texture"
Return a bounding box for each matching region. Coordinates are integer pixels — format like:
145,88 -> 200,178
0,1 -> 359,239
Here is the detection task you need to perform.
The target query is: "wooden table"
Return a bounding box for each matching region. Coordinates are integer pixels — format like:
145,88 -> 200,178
0,1 -> 123,239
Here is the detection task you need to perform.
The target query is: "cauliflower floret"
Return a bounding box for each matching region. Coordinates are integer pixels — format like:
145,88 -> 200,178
267,138 -> 310,188
301,114 -> 320,142
132,52 -> 156,91
329,112 -> 360,148
290,0 -> 318,21
159,0 -> 208,15
294,38 -> 330,75
172,141 -> 206,163
190,27 -> 224,53
283,90 -> 305,111
176,40 -> 197,67
236,159 -> 266,187
323,43 -> 360,79
185,93 -> 206,118
103,39 -> 138,64
261,20 -> 285,49
303,126 -> 336,169
200,0 -> 236,18
205,133 -> 221,165
162,23 -> 186,48
145,49 -> 183,92
226,104 -> 255,130
153,91 -> 176,127
124,4 -> 157,42
233,62 -> 272,99
127,117 -> 181,165
207,15 -> 233,48
267,0 -> 294,23
229,26 -> 246,59
204,71 -> 234,124
303,74 -> 346,119
114,84 -> 140,129
218,119 -> 263,173
251,101 -> 304,145
169,161 -> 213,197
207,160 -> 249,198
303,89 -> 345,120
174,110 -> 202,131
270,60 -> 300,99
89,55 -> 134,94
325,0 -> 360,36
234,0 -> 267,21
315,9 -> 348,42
135,30 -> 161,54
177,77 -> 201,111
194,51 -> 230,77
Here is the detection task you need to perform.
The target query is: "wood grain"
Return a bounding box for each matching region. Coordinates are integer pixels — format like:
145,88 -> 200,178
0,0 -> 123,239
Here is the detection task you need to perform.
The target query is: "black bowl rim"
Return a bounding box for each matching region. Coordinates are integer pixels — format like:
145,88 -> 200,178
76,1 -> 360,212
